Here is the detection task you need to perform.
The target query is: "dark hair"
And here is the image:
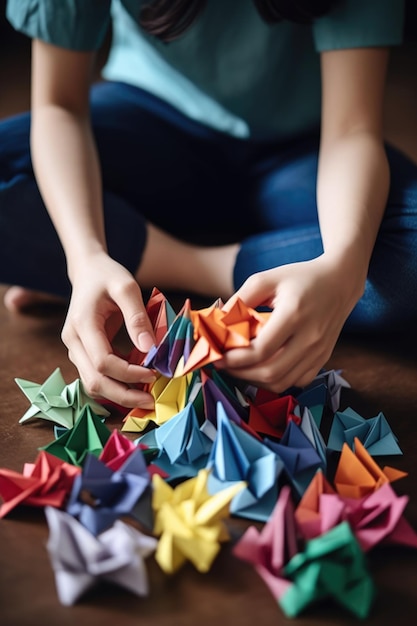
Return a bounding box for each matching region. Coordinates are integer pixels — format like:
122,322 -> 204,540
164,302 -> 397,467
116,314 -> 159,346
139,0 -> 337,42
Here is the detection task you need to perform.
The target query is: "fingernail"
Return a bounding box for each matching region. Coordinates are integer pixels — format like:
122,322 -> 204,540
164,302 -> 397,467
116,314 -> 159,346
138,331 -> 155,353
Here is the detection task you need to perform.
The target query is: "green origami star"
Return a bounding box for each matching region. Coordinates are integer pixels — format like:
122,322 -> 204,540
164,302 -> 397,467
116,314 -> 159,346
40,405 -> 112,467
280,521 -> 375,619
16,367 -> 110,429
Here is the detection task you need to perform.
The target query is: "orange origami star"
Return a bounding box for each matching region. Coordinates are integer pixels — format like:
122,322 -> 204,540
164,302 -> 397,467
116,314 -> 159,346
182,297 -> 270,374
334,438 -> 407,498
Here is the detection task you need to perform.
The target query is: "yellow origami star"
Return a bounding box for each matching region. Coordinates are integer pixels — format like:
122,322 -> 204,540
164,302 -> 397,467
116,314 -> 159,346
122,372 -> 192,433
152,468 -> 245,574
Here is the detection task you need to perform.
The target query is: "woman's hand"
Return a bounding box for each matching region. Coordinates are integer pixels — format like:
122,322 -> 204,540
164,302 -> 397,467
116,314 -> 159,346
218,48 -> 391,393
61,252 -> 157,408
217,254 -> 365,393
29,42 -> 158,408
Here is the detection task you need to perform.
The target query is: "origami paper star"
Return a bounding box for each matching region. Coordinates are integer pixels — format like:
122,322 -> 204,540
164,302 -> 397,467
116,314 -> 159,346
15,367 -> 109,429
145,288 -> 177,339
98,429 -> 137,471
294,470 -> 338,539
127,287 -> 177,367
200,369 -> 258,438
295,471 -> 417,552
66,447 -> 153,535
122,372 -> 191,432
299,406 -> 327,468
182,297 -> 270,374
347,483 -> 417,551
334,438 -> 407,498
0,450 -> 80,517
280,521 -> 375,619
207,403 -> 284,522
40,405 -> 112,467
327,406 -> 402,455
265,420 -> 325,498
98,429 -> 160,473
142,295 -> 270,378
137,403 -> 213,482
299,368 -> 350,413
45,506 -> 157,606
181,301 -> 232,374
295,382 -> 327,428
232,485 -> 299,600
247,389 -> 300,440
143,299 -> 194,377
152,468 -> 245,574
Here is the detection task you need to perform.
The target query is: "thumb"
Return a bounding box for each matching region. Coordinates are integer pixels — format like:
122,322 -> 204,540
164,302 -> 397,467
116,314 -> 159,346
225,274 -> 274,312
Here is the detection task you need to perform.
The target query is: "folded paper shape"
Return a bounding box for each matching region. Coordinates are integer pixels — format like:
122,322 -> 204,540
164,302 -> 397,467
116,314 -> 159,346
122,372 -> 191,432
0,451 -> 80,517
299,406 -> 327,469
200,369 -> 258,439
40,405 -> 112,467
16,367 -> 109,429
280,521 -> 375,619
98,429 -> 137,471
334,438 -> 407,498
265,420 -> 325,498
152,468 -> 245,574
327,406 -> 402,455
137,403 -> 213,482
145,288 -> 178,341
295,383 -> 327,429
143,296 -> 270,378
66,447 -> 153,535
98,429 -> 159,473
207,403 -> 284,522
143,299 -> 194,377
294,470 -> 338,539
295,471 -> 417,552
182,297 -> 270,374
232,485 -> 299,599
348,483 -> 417,551
45,506 -> 157,605
298,369 -> 350,413
248,389 -> 300,440
127,287 -> 178,366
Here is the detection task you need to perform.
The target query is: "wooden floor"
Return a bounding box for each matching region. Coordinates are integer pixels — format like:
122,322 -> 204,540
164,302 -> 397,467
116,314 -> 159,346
1,17 -> 417,626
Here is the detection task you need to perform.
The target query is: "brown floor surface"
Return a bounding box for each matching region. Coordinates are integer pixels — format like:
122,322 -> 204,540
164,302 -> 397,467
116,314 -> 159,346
1,286 -> 417,626
1,15 -> 417,626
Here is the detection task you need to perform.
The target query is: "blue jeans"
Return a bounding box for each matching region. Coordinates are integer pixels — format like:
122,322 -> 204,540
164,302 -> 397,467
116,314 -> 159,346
1,81 -> 417,332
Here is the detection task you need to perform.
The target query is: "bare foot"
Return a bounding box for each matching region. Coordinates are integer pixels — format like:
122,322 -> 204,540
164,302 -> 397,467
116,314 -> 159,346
137,223 -> 238,300
3,286 -> 66,313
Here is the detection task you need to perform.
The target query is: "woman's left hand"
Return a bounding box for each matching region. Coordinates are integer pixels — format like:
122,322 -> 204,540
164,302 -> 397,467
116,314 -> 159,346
217,255 -> 365,393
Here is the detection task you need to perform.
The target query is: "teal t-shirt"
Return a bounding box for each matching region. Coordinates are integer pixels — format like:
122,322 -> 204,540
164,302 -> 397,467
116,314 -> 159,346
6,0 -> 405,140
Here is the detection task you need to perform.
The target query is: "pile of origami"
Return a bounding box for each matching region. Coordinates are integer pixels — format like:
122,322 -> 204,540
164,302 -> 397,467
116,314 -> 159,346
1,287 -> 416,618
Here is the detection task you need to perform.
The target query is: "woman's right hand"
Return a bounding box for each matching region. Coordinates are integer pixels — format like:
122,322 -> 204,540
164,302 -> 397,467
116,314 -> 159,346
61,251 -> 157,409
28,41 -> 157,408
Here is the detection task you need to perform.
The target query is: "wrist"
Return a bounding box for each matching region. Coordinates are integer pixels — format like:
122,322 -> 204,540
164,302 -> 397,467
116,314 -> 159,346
66,244 -> 108,284
318,250 -> 369,302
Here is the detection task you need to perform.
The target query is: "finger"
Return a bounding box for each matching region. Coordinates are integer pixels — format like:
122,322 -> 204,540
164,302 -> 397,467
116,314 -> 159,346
221,303 -> 295,369
224,331 -> 331,393
67,337 -> 156,408
69,311 -> 157,385
261,344 -> 329,393
230,272 -> 276,310
110,281 -> 156,354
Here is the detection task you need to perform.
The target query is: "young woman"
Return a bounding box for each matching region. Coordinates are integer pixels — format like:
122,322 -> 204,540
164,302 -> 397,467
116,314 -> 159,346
1,0 -> 415,409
